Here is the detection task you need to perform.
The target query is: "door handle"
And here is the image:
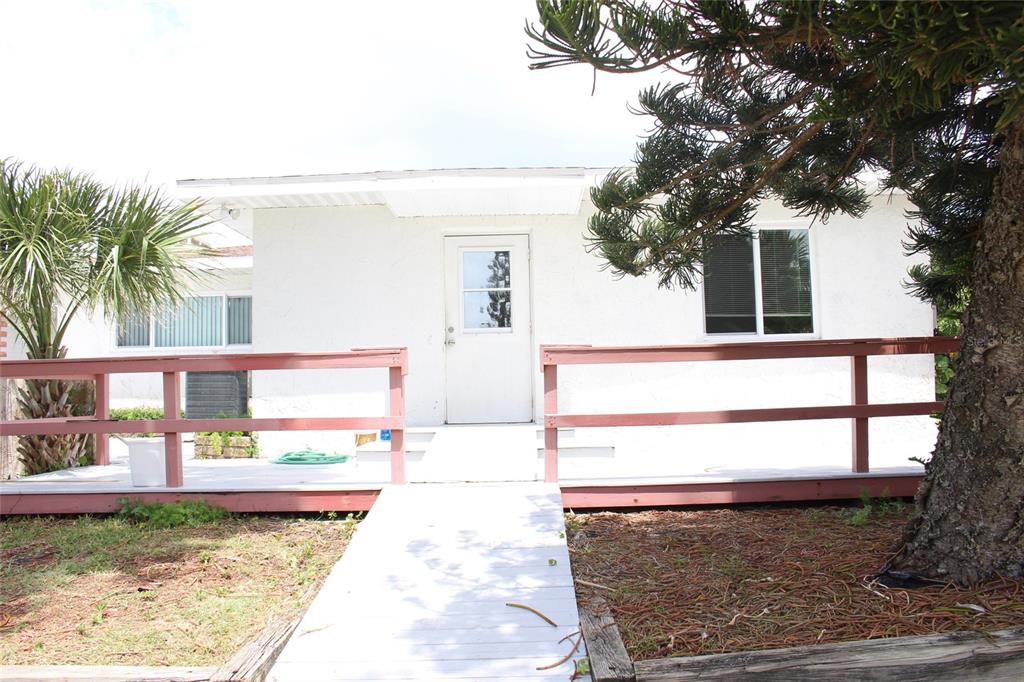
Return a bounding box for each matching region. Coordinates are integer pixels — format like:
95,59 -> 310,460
445,326 -> 456,346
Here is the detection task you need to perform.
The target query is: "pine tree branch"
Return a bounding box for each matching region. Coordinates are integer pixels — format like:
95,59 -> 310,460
642,119 -> 827,269
626,83 -> 818,207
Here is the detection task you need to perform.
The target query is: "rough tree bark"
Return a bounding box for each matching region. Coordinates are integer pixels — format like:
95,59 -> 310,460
887,115 -> 1024,585
15,347 -> 93,476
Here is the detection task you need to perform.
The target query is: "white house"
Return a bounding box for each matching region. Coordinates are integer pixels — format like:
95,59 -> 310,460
29,167 -> 937,481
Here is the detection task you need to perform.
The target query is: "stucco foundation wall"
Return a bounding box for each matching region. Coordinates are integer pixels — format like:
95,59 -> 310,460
250,195 -> 937,470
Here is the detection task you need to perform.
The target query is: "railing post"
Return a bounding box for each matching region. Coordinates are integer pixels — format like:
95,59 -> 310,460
543,361 -> 558,483
851,355 -> 869,473
389,364 -> 406,485
162,371 -> 183,487
94,373 -> 110,465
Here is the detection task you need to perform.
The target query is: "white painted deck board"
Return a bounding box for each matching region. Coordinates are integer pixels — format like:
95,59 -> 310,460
268,483 -> 587,681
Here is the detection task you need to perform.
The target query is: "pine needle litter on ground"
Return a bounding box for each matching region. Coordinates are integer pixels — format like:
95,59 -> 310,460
566,504 -> 1024,660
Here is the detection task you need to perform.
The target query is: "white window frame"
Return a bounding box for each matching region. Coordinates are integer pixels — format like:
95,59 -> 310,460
112,291 -> 253,353
700,223 -> 819,341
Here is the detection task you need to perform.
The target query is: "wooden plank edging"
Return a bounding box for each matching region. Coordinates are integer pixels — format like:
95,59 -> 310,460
633,627 -> 1024,681
0,666 -> 215,682
210,618 -> 299,682
579,597 -> 635,682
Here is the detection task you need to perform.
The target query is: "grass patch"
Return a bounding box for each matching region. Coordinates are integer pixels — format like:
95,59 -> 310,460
0,513 -> 358,666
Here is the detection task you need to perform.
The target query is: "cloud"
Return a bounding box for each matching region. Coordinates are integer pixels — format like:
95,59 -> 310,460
0,0 -> 663,189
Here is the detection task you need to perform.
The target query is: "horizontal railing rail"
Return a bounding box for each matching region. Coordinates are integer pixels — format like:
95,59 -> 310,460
0,347 -> 409,487
540,336 -> 959,483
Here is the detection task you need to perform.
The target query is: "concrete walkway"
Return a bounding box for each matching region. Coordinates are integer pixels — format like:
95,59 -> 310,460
269,483 -> 587,681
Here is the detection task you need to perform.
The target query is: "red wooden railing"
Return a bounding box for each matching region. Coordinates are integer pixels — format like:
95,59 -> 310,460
0,347 -> 409,487
540,337 -> 959,483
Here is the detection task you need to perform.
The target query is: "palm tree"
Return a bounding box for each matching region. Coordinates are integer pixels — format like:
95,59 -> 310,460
0,159 -> 210,474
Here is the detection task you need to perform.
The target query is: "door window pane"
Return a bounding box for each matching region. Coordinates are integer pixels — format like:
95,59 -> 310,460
703,234 -> 756,334
760,230 -> 813,334
227,296 -> 252,345
463,251 -> 511,289
155,296 -> 223,347
464,291 -> 511,329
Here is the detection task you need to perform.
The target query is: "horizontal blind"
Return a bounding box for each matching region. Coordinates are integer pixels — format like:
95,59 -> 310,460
155,296 -> 222,347
759,229 -> 813,333
703,234 -> 756,333
227,296 -> 252,345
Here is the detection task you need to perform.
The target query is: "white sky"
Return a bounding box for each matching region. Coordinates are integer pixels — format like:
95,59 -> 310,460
0,0 -> 664,192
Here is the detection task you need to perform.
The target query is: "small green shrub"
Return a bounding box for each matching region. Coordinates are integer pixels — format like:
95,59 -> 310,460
839,488 -> 907,526
117,498 -> 229,528
110,406 -> 165,421
197,410 -> 258,458
110,406 -> 184,437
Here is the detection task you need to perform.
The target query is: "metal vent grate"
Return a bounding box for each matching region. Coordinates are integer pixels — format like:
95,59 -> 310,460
185,371 -> 249,419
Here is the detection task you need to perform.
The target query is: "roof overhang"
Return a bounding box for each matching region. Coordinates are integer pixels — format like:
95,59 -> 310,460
176,167 -> 611,218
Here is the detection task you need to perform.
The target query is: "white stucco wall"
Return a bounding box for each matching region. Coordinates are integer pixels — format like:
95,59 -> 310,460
248,195 -> 938,469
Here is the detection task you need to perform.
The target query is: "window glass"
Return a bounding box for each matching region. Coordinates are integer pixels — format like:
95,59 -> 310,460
227,296 -> 252,345
155,296 -> 223,347
463,291 -> 511,329
703,234 -> 757,334
463,250 -> 511,289
116,310 -> 149,347
760,230 -> 813,334
462,250 -> 512,330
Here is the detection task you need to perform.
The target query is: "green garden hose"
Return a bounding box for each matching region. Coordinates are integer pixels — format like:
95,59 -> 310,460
271,450 -> 351,465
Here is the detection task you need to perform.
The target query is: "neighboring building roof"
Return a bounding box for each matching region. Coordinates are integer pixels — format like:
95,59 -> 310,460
177,166 -> 612,218
210,245 -> 254,257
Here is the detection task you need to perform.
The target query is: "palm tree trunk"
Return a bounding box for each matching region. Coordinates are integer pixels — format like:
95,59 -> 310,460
15,347 -> 94,476
885,115 -> 1024,584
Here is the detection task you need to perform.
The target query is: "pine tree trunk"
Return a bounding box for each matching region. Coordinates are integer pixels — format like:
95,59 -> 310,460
886,116 -> 1024,584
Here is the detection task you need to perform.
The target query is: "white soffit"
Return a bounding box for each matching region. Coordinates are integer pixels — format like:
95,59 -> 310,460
176,167 -> 610,217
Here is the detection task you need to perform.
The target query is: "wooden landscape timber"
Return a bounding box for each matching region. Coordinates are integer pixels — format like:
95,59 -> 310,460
209,618 -> 299,682
632,627 -> 1024,681
0,666 -> 215,682
579,597 -> 636,682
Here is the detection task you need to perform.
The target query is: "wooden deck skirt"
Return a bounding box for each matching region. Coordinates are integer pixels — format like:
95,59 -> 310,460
0,473 -> 923,515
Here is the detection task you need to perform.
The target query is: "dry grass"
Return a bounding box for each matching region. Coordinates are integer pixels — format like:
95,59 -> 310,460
566,504 -> 1024,660
0,513 -> 357,666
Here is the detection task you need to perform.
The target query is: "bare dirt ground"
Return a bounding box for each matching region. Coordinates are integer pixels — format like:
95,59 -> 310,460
566,504 -> 1024,660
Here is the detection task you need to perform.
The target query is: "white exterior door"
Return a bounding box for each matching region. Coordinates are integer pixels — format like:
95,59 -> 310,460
444,235 -> 533,423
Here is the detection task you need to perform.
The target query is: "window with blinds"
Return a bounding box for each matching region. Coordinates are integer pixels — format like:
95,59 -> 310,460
116,294 -> 253,348
703,234 -> 757,333
703,229 -> 813,336
155,296 -> 222,347
226,296 -> 252,345
759,230 -> 813,334
116,310 -> 150,347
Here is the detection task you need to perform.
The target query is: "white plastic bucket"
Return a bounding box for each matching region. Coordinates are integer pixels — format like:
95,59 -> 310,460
127,438 -> 166,487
